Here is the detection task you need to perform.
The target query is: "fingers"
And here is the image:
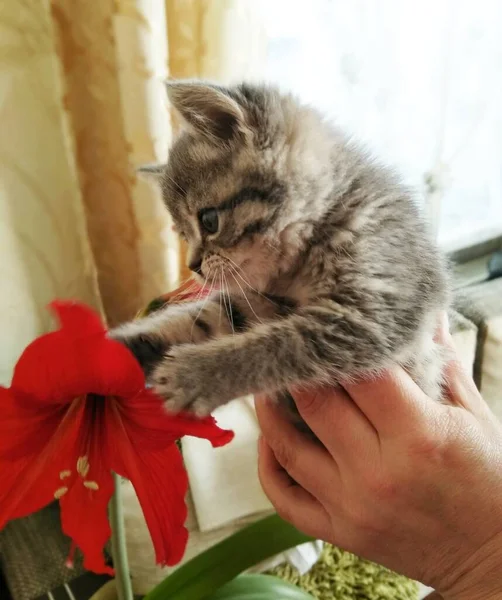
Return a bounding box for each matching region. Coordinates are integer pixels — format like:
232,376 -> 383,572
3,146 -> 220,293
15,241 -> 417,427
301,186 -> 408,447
344,367 -> 440,437
290,385 -> 380,466
434,311 -> 451,344
255,396 -> 339,505
257,437 -> 332,539
437,313 -> 492,418
346,312 -> 489,435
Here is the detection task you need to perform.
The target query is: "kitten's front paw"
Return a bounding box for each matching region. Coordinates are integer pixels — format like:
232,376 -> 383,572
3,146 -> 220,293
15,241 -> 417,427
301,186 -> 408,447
150,348 -> 222,417
110,329 -> 168,376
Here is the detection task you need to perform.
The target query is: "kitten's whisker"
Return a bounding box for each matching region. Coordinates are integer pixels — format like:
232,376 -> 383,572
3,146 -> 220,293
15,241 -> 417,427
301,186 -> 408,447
185,274 -> 215,338
266,239 -> 279,251
225,262 -> 259,294
220,256 -> 253,285
221,272 -> 235,335
192,274 -> 212,305
217,268 -> 224,328
192,283 -> 206,306
175,274 -> 196,288
164,172 -> 187,197
223,258 -> 278,307
219,269 -> 232,334
228,269 -> 264,325
168,279 -> 199,304
190,272 -> 216,342
263,235 -> 281,252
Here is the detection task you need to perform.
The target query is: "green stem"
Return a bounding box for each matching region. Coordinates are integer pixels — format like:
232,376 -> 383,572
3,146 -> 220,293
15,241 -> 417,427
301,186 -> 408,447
110,473 -> 134,600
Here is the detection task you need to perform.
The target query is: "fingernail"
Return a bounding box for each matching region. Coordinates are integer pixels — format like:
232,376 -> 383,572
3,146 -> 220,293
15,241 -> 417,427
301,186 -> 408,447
435,311 -> 452,344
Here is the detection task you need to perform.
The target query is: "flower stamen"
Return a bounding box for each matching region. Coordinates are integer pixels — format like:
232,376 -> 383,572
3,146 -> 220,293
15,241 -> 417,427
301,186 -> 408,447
59,470 -> 71,480
76,456 -> 89,477
54,487 -> 68,499
83,481 -> 99,491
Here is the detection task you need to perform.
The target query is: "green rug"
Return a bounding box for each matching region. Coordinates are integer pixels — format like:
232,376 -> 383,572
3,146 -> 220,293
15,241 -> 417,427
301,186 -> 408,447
268,544 -> 418,600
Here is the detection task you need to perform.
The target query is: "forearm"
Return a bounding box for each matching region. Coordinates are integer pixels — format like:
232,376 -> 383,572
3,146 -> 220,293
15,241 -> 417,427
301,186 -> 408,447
114,297 -> 219,341
158,305 -> 397,417
202,305 -> 395,394
110,297 -> 219,373
111,291 -> 265,374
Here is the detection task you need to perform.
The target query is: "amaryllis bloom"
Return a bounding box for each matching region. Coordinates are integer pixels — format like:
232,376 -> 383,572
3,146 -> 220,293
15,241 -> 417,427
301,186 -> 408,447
0,301 -> 233,574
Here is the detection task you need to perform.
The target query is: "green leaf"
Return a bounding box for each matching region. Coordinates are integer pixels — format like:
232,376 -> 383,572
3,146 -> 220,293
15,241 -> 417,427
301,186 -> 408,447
143,514 -> 313,600
206,574 -> 315,600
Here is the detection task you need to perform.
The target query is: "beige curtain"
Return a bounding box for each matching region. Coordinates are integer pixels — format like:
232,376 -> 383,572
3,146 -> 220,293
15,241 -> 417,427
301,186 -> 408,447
0,0 -> 266,384
166,0 -> 267,278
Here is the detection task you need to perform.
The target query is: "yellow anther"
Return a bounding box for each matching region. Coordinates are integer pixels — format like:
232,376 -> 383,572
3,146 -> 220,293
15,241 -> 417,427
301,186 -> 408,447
83,481 -> 99,491
54,487 -> 68,499
76,456 -> 89,477
59,470 -> 71,480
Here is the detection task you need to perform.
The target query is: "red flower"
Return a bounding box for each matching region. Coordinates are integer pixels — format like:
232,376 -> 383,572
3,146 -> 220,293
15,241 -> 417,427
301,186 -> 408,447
0,301 -> 233,574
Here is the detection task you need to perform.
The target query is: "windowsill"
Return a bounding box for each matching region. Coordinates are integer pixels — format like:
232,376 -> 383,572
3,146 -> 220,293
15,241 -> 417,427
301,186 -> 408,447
452,255 -> 491,289
449,234 -> 501,289
440,227 -> 502,256
449,234 -> 502,289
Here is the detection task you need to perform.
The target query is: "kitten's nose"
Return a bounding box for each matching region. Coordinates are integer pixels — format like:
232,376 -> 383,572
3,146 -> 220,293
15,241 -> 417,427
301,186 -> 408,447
189,258 -> 202,275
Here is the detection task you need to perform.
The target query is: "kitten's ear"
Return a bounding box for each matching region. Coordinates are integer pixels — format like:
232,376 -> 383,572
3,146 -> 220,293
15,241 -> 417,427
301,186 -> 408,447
165,80 -> 249,142
137,163 -> 165,183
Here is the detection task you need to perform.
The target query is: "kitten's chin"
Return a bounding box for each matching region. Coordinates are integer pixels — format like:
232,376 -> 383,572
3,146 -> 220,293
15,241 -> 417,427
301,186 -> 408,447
234,262 -> 277,294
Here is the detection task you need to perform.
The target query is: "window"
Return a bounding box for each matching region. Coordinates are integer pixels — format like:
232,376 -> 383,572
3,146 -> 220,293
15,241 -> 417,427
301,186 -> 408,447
256,0 -> 502,253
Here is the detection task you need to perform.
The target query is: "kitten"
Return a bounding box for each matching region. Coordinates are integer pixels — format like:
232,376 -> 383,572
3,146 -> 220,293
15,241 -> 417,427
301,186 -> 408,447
112,80 -> 450,420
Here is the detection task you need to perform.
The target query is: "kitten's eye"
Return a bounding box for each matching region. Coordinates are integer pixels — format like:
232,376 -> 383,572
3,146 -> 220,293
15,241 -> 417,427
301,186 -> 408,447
199,208 -> 219,234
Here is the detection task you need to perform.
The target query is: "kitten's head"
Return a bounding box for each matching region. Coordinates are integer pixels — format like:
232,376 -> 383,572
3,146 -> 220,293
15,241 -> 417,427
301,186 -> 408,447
143,81 -> 335,292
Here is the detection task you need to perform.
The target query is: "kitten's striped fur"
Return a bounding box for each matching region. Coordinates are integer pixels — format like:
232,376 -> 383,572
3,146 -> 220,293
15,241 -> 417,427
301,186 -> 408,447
113,81 -> 450,419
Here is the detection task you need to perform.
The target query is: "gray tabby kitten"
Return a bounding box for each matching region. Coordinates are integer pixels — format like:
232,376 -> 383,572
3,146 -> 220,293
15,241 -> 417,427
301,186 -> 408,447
113,80 -> 450,419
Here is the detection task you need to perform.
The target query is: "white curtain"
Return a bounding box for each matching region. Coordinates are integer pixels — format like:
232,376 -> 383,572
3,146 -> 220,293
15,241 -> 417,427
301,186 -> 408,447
258,0 -> 502,249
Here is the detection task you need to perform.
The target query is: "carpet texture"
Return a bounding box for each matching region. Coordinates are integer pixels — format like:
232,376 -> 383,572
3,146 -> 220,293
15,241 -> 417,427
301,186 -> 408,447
269,544 -> 419,600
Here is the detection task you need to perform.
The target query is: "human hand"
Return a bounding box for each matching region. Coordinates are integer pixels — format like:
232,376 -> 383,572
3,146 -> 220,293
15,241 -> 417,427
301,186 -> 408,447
256,316 -> 502,599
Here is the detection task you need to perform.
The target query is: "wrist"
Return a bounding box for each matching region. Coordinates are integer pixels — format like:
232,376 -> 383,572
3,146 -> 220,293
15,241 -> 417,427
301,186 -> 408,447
444,592 -> 502,600
437,531 -> 502,600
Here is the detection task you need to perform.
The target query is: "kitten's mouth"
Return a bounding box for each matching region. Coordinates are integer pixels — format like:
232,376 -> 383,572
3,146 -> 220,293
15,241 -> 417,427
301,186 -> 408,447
203,257 -> 244,281
201,278 -> 220,292
200,255 -> 255,294
196,269 -> 221,291
200,269 -> 239,294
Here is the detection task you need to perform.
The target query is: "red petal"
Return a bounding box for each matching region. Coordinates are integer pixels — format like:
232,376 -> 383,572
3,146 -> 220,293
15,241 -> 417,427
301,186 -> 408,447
105,403 -> 189,565
120,389 -> 234,452
0,391 -> 84,527
59,396 -> 115,575
11,303 -> 144,404
178,412 -> 235,447
0,457 -> 63,527
103,392 -> 233,566
59,469 -> 114,575
0,390 -> 114,575
49,301 -> 106,338
0,387 -> 63,460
